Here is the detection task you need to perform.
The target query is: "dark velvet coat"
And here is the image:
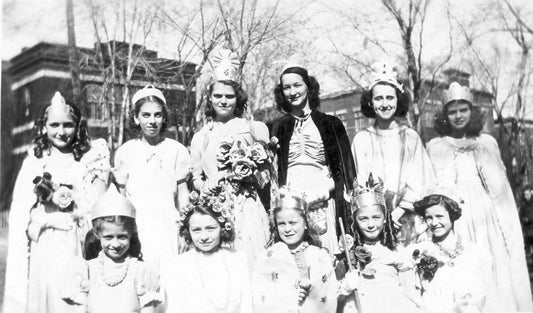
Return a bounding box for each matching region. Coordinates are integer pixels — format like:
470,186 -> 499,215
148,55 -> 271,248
270,110 -> 356,236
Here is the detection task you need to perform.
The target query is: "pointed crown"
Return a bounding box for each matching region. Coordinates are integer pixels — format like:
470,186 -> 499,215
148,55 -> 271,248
272,186 -> 308,213
49,91 -> 70,113
367,60 -> 403,93
212,49 -> 240,82
91,185 -> 136,220
131,84 -> 166,105
350,173 -> 386,213
442,82 -> 472,106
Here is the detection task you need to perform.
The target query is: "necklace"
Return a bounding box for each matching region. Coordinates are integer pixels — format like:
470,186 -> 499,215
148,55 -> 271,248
99,255 -> 131,287
195,250 -> 232,312
435,235 -> 464,266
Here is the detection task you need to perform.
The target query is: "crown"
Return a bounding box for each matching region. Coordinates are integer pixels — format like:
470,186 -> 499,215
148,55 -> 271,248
424,184 -> 463,206
91,185 -> 136,220
350,173 -> 386,212
272,186 -> 308,213
280,55 -> 307,73
49,91 -> 70,113
367,60 -> 403,92
177,189 -> 234,232
211,49 -> 240,82
131,84 -> 167,105
442,82 -> 472,105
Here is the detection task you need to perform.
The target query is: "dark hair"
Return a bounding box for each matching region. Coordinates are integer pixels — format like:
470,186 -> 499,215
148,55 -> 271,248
360,82 -> 410,118
128,95 -> 169,135
205,80 -> 248,119
414,194 -> 462,222
179,205 -> 235,246
84,215 -> 143,261
270,204 -> 321,248
433,100 -> 485,137
351,204 -> 397,250
274,67 -> 321,113
33,102 -> 91,161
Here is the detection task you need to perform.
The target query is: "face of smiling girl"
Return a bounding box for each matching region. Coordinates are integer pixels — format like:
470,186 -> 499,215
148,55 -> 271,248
276,208 -> 307,250
189,212 -> 222,253
355,205 -> 385,242
98,221 -> 132,262
134,101 -> 164,139
371,83 -> 398,122
45,107 -> 77,152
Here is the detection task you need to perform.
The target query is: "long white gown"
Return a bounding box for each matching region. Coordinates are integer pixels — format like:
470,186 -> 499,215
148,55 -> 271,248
4,139 -> 109,313
114,137 -> 191,263
427,134 -> 533,311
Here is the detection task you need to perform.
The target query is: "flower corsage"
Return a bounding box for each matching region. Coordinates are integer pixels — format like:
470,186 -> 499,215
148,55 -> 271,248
32,172 -> 75,212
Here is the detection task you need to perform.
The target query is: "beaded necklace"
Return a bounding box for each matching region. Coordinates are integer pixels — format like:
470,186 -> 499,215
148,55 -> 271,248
99,254 -> 131,287
435,235 -> 464,266
194,249 -> 232,312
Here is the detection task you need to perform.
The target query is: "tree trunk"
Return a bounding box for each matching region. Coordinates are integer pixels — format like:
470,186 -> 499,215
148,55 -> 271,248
66,0 -> 82,107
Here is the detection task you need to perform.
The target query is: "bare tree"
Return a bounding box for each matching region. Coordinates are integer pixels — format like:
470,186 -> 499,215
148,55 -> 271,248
66,0 -> 82,107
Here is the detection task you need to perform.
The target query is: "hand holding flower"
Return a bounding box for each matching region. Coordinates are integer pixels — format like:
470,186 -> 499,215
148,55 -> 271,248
298,278 -> 311,305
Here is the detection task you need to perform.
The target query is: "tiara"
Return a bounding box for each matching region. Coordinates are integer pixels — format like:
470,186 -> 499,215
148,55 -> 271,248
367,60 -> 403,92
280,55 -> 307,73
131,84 -> 167,105
49,91 -> 70,113
442,82 -> 472,106
350,173 -> 386,212
177,190 -> 234,232
212,49 -> 240,82
92,185 -> 136,220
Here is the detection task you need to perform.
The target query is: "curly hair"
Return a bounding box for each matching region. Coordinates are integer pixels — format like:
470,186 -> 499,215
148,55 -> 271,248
433,100 -> 485,137
84,215 -> 143,261
205,80 -> 248,119
33,102 -> 91,161
413,194 -> 462,223
351,204 -> 397,251
269,203 -> 321,248
274,67 -> 321,113
360,82 -> 410,118
128,95 -> 169,135
179,205 -> 235,246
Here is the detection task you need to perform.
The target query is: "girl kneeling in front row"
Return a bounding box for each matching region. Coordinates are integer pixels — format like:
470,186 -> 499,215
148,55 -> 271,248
62,186 -> 162,313
253,187 -> 337,313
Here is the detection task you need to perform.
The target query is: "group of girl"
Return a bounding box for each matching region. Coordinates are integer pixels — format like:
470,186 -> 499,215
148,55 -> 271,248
3,48 -> 532,313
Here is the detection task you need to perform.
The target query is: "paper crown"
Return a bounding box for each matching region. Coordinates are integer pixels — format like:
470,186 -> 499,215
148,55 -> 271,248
211,49 -> 240,82
272,186 -> 308,212
350,173 -> 386,212
367,60 -> 403,92
280,55 -> 307,73
91,185 -> 136,220
442,82 -> 472,106
423,184 -> 463,205
49,91 -> 70,112
131,84 -> 166,105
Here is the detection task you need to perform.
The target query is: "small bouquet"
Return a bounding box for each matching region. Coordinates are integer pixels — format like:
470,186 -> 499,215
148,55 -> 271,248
32,172 -> 75,212
412,249 -> 444,282
216,138 -> 273,197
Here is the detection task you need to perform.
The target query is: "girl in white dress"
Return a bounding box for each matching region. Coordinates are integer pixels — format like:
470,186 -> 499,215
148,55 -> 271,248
162,191 -> 252,313
4,91 -> 109,313
427,82 -> 533,311
114,85 -> 191,263
351,61 -> 435,244
338,175 -> 421,313
190,49 -> 270,270
410,189 -> 490,313
62,187 -> 162,313
253,188 -> 337,313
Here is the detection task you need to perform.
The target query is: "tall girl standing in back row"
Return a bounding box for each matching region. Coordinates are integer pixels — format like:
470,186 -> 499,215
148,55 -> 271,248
4,91 -> 109,313
114,85 -> 191,264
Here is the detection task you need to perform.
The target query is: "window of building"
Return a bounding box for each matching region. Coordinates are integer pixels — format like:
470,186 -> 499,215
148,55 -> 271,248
335,109 -> 347,128
86,84 -> 108,120
354,110 -> 371,132
23,87 -> 31,118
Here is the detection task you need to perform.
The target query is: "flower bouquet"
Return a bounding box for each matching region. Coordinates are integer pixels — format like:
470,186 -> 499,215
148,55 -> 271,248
32,172 -> 75,213
216,138 -> 274,198
412,249 -> 444,282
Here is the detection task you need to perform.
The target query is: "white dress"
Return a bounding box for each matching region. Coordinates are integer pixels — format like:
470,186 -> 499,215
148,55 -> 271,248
427,134 -> 533,311
4,139 -> 109,313
114,138 -> 191,263
351,125 -> 435,210
162,247 -> 252,313
190,118 -> 270,270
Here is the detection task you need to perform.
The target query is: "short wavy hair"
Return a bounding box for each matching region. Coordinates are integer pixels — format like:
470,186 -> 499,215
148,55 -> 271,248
269,203 -> 321,248
351,204 -> 397,250
274,67 -> 321,113
33,101 -> 91,161
128,95 -> 169,135
413,194 -> 462,223
360,82 -> 410,118
85,215 -> 143,261
433,100 -> 485,137
205,80 -> 248,119
179,205 -> 235,246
